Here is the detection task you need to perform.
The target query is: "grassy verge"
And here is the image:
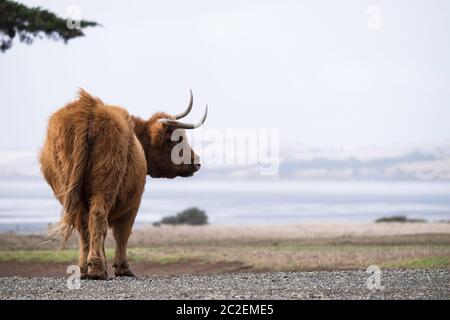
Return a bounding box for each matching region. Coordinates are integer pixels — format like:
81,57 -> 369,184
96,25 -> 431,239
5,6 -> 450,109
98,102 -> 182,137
1,243 -> 449,271
0,248 -> 194,265
383,256 -> 450,269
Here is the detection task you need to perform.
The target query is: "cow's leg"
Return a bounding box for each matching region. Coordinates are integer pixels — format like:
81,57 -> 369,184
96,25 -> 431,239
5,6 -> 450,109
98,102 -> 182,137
76,213 -> 90,279
112,208 -> 138,277
87,195 -> 109,280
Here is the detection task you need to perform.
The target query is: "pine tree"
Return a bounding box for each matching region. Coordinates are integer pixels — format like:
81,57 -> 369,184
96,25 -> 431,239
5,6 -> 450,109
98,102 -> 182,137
0,0 -> 98,52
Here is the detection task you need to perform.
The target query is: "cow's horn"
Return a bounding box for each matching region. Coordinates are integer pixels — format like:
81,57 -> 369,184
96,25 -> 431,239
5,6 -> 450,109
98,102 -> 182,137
174,89 -> 193,119
159,104 -> 208,129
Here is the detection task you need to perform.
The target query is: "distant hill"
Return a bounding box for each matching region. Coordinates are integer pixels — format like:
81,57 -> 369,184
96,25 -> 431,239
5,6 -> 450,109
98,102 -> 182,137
1,143 -> 450,181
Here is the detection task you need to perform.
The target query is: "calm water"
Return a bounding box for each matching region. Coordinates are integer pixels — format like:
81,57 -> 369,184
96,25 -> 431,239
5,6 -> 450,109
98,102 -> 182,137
0,178 -> 450,233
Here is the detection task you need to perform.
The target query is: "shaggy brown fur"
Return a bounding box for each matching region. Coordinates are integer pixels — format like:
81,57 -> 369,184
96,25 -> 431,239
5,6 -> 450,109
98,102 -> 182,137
40,89 -> 201,279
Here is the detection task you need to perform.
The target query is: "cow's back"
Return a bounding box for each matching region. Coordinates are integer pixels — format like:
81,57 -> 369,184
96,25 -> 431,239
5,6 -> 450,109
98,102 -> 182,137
83,104 -> 138,206
83,104 -> 146,223
40,90 -> 145,238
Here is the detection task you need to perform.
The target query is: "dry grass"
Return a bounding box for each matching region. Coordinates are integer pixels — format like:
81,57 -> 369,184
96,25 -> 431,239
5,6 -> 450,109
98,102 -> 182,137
1,223 -> 450,272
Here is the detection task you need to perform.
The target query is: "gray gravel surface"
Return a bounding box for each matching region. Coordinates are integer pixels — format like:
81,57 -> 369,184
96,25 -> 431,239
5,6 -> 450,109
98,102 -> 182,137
1,269 -> 449,300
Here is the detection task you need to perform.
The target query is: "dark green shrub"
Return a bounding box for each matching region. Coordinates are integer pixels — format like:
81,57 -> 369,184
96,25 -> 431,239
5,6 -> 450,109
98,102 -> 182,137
158,207 -> 208,226
375,215 -> 426,223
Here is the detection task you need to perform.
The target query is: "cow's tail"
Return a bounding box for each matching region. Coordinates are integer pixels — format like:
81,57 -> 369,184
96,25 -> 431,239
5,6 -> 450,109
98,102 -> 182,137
47,89 -> 100,245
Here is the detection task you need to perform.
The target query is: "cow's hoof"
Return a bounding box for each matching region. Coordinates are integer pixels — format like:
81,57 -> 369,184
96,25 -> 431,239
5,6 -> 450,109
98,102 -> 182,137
115,270 -> 135,277
80,273 -> 89,280
87,270 -> 108,280
113,262 -> 135,277
87,261 -> 108,280
80,264 -> 88,279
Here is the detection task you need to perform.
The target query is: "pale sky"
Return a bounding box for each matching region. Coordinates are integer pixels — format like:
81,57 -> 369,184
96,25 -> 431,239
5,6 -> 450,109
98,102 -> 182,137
1,0 -> 449,151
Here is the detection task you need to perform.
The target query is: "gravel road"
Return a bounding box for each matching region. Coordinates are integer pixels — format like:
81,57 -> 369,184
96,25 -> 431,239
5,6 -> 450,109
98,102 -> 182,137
1,269 -> 449,300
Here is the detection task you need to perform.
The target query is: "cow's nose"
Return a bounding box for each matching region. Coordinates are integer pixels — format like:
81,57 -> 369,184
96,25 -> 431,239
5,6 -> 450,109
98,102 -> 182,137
194,163 -> 201,171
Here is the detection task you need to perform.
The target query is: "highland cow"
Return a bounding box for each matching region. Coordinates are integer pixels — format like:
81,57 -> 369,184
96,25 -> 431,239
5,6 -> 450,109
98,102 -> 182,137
40,89 -> 207,279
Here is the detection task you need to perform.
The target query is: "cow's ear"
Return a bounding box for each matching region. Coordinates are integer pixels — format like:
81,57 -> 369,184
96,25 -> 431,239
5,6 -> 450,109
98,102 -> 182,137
148,121 -> 165,147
